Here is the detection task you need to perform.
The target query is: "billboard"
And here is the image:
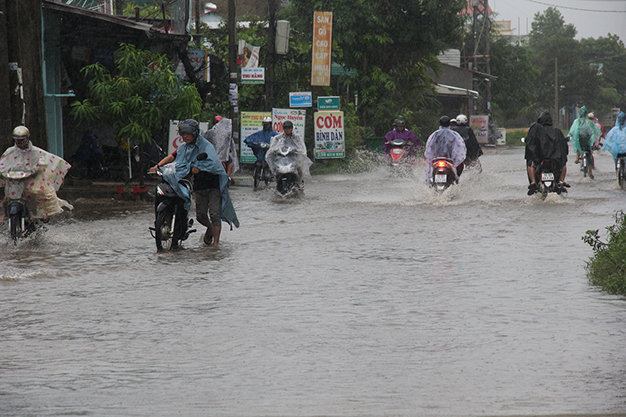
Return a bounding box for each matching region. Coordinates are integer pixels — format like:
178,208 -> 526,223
311,11 -> 333,86
314,111 -> 345,159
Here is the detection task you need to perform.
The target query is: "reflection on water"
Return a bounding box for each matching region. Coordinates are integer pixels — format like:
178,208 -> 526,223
1,148 -> 626,416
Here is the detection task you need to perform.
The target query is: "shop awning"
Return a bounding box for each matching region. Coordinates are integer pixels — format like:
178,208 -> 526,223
435,83 -> 479,98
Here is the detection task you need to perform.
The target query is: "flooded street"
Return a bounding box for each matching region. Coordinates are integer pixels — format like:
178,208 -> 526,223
2,146 -> 626,416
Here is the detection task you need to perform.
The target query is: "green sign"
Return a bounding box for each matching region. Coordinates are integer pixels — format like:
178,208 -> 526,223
317,96 -> 340,110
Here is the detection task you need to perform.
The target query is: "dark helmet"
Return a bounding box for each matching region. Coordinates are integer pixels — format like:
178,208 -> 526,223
283,120 -> 294,129
393,119 -> 405,127
178,119 -> 200,137
439,116 -> 451,127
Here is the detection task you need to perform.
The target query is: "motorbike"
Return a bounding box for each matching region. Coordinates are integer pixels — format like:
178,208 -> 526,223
271,145 -> 301,198
148,153 -> 207,250
387,138 -> 410,167
251,142 -> 272,190
534,159 -> 564,197
616,153 -> 626,190
429,157 -> 458,193
3,174 -> 40,245
580,149 -> 592,178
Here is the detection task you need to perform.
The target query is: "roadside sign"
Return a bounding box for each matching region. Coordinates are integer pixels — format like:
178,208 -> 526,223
470,115 -> 489,145
289,92 -> 313,108
241,67 -> 265,84
272,108 -> 306,138
168,120 -> 209,155
317,96 -> 340,110
314,111 -> 345,159
240,112 -> 271,163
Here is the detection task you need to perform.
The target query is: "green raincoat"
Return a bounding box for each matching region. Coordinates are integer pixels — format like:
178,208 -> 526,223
568,106 -> 601,154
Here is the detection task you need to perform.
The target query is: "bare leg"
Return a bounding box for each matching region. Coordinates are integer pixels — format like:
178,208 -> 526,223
527,164 -> 537,184
211,224 -> 221,246
559,165 -> 567,183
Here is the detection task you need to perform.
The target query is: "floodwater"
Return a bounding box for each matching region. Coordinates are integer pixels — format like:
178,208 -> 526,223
1,147 -> 625,417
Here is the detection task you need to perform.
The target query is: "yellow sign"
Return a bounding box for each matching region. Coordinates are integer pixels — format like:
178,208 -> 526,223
311,11 -> 333,87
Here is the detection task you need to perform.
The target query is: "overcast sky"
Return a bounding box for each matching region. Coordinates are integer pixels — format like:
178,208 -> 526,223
489,0 -> 626,42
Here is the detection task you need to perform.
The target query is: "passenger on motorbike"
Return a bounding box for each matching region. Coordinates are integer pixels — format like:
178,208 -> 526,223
568,105 -> 601,178
424,116 -> 466,183
525,111 -> 569,195
203,116 -> 240,185
244,116 -> 277,163
452,114 -> 483,168
0,125 -> 72,223
266,120 -> 312,190
170,119 -> 239,246
602,111 -> 626,169
382,119 -> 421,158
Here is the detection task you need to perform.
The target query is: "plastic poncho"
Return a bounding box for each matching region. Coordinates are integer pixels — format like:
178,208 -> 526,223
244,128 -> 277,163
165,135 -> 239,229
0,142 -> 72,218
383,128 -> 421,155
568,106 -> 601,153
202,118 -> 240,174
524,111 -> 568,165
266,132 -> 313,177
452,125 -> 483,161
424,126 -> 467,182
602,112 -> 626,163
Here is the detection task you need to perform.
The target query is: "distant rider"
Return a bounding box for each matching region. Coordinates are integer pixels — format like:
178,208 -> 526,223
602,111 -> 626,170
568,105 -> 601,178
173,119 -> 239,246
452,114 -> 483,168
424,116 -> 466,182
525,111 -> 569,195
244,116 -> 277,165
0,126 -> 73,222
383,119 -> 421,157
203,115 -> 240,185
266,120 -> 312,190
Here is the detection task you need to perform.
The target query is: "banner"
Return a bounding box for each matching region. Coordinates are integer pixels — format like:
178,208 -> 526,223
470,115 -> 489,145
238,40 -> 260,68
272,108 -> 306,139
174,48 -> 210,82
314,111 -> 345,159
240,112 -> 271,163
241,68 -> 265,84
311,11 -> 332,86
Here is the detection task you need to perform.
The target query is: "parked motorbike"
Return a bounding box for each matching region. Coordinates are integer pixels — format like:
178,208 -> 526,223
429,157 -> 458,193
271,145 -> 301,198
148,153 -> 207,250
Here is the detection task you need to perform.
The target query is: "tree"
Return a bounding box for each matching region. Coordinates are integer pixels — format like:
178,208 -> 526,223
69,43 -> 202,182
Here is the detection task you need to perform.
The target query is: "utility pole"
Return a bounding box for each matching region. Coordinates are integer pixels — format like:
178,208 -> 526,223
471,0 -> 494,143
194,0 -> 201,47
554,57 -> 559,128
228,0 -> 239,153
265,0 -> 278,110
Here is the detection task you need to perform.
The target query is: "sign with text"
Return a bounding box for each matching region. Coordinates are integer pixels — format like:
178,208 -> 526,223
317,96 -> 340,110
470,115 -> 489,145
314,111 -> 345,159
168,120 -> 209,155
289,91 -> 313,108
272,108 -> 306,139
241,67 -> 265,84
240,111 -> 272,163
311,11 -> 332,86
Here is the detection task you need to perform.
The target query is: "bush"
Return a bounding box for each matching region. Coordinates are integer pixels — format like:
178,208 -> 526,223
583,211 -> 626,295
505,128 -> 527,146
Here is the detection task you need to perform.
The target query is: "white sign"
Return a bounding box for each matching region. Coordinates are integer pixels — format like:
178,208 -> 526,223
470,115 -> 489,145
240,111 -> 272,163
314,111 -> 345,159
241,67 -> 265,84
168,120 -> 209,155
272,108 -> 306,139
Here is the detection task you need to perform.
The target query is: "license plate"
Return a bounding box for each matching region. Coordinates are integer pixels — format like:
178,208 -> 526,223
541,172 -> 554,181
435,174 -> 447,183
391,148 -> 403,154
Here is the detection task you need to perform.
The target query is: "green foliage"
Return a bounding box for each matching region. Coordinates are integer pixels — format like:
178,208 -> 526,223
504,129 -> 527,146
583,211 -> 626,295
70,43 -> 201,146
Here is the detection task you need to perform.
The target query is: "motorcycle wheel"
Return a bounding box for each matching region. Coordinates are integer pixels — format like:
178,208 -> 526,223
582,153 -> 589,177
9,214 -> 22,245
263,167 -> 270,186
618,159 -> 625,190
253,165 -> 261,190
155,210 -> 174,250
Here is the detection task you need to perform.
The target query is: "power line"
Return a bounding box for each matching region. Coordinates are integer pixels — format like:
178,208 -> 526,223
526,0 -> 626,12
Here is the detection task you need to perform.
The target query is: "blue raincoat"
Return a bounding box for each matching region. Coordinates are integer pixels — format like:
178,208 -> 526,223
164,135 -> 239,229
244,128 -> 277,163
602,112 -> 626,163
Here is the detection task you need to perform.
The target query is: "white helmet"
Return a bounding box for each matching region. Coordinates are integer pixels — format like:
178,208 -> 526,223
587,112 -> 595,119
12,125 -> 30,140
263,116 -> 272,123
456,114 -> 468,125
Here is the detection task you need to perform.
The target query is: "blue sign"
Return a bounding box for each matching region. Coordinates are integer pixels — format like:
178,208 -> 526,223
289,92 -> 313,108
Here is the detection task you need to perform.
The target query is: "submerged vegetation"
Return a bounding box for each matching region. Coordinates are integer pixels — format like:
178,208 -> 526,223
583,211 -> 626,296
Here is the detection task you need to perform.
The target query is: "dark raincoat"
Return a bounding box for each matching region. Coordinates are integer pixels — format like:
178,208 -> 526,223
452,125 -> 483,161
524,111 -> 568,166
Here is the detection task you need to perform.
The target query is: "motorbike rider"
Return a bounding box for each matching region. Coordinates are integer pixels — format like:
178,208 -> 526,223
383,119 -> 421,157
203,115 -> 240,185
244,116 -> 277,163
452,114 -> 483,168
602,111 -> 626,170
172,119 -> 239,246
525,111 -> 569,195
568,105 -> 601,178
0,125 -> 73,223
424,116 -> 467,183
266,120 -> 312,190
